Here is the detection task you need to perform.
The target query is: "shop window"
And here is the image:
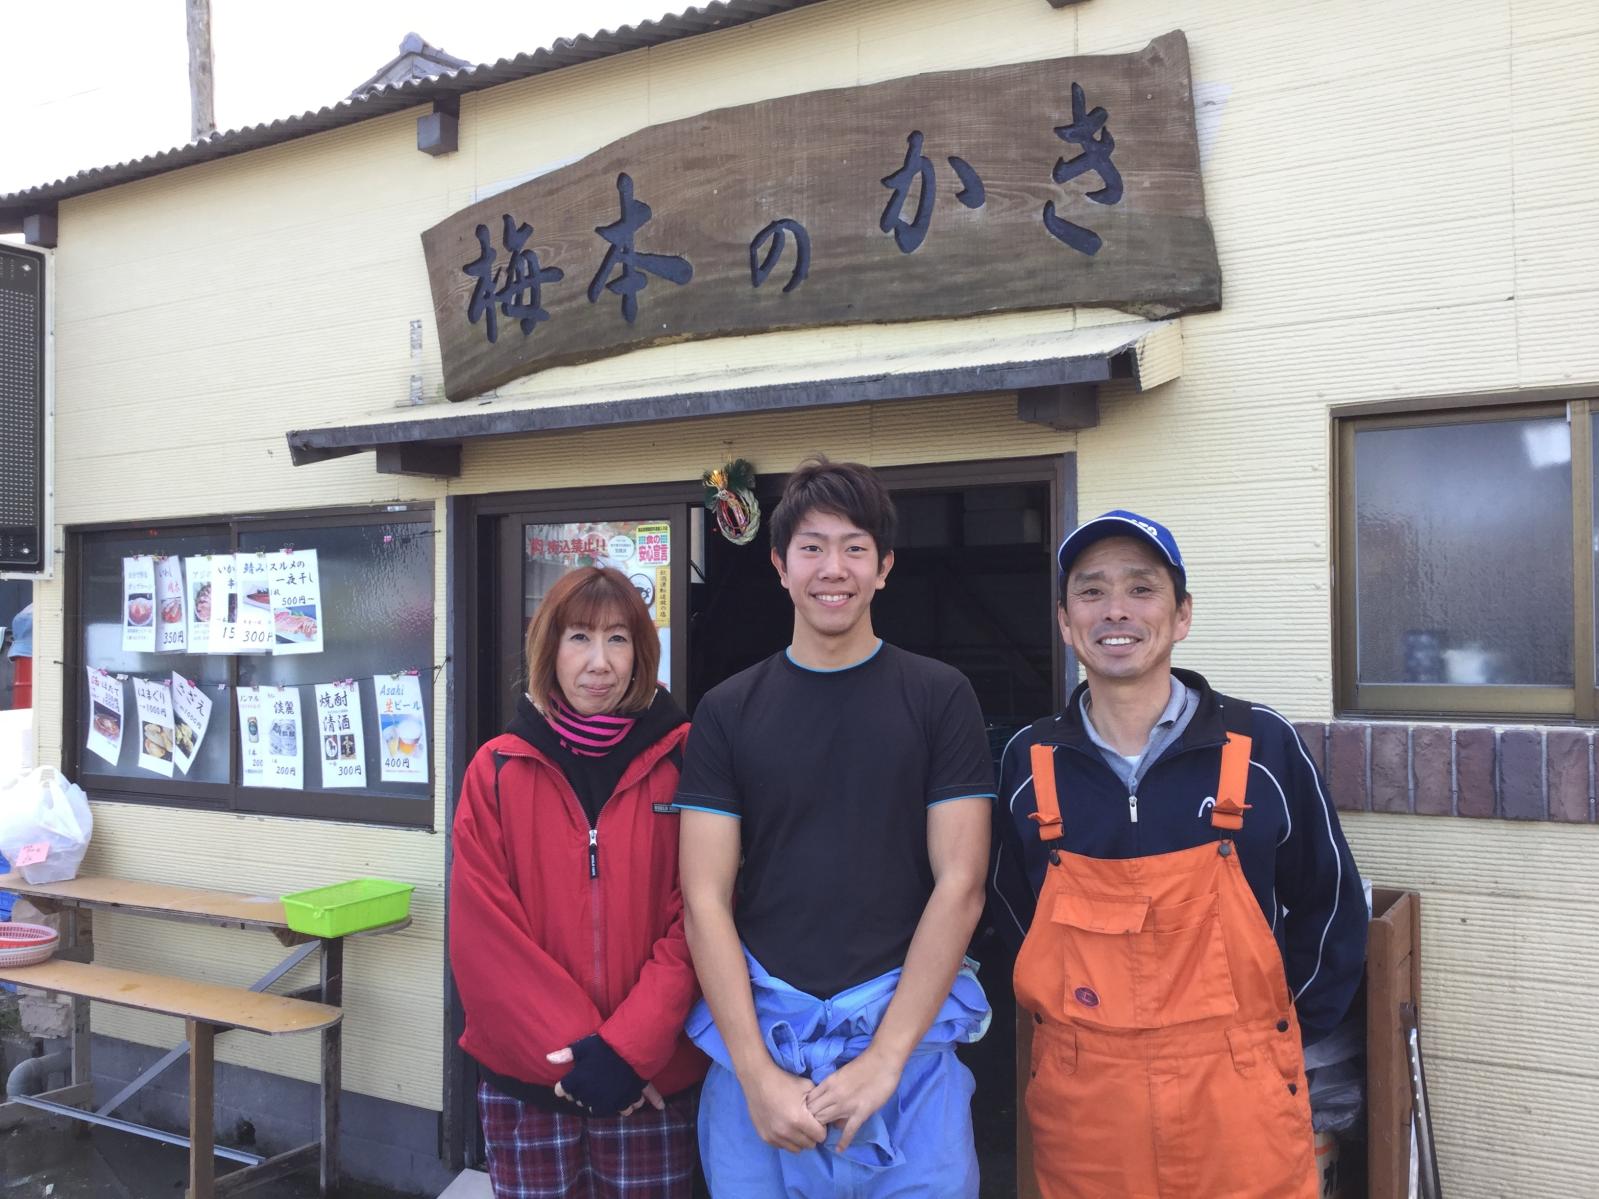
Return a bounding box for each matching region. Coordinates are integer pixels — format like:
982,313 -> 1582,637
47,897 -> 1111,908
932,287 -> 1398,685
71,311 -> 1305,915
1336,401 -> 1598,720
68,507 -> 434,827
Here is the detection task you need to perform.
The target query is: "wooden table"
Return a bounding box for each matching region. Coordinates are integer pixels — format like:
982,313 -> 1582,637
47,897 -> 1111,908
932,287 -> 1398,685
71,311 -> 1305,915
0,872 -> 410,1198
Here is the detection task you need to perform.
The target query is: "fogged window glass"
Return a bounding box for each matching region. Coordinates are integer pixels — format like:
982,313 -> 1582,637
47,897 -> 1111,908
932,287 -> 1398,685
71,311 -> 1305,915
239,520 -> 433,804
1355,417 -> 1572,687
79,531 -> 232,785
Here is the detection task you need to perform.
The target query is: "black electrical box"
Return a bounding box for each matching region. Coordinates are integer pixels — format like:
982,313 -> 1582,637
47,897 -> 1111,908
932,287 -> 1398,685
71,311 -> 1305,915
0,243 -> 45,574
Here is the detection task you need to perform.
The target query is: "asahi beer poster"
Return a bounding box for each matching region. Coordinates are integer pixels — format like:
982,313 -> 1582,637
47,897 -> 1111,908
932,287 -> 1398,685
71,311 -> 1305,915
235,554 -> 277,653
86,668 -> 125,765
122,556 -> 157,653
210,554 -> 244,653
314,681 -> 366,788
184,556 -> 212,654
268,549 -> 324,656
376,673 -> 428,784
236,686 -> 268,787
260,684 -> 304,790
155,557 -> 188,654
133,677 -> 176,777
171,672 -> 213,776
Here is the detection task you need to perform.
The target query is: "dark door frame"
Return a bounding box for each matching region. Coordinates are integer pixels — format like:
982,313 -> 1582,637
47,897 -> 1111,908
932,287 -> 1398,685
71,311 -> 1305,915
441,451 -> 1076,1167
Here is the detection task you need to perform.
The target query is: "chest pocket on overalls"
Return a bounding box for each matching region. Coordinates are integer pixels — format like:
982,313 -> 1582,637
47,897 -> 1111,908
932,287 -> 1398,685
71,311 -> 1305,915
1050,885 -> 1239,1029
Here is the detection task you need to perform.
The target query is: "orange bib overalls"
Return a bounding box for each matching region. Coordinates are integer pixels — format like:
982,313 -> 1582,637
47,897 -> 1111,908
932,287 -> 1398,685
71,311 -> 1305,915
1013,724 -> 1318,1199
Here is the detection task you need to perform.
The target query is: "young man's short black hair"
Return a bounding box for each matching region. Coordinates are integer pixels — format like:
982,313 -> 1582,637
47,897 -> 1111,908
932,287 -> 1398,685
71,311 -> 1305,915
770,455 -> 897,561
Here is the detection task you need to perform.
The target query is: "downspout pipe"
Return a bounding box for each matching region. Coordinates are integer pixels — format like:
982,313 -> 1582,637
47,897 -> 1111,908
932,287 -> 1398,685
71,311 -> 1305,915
6,1050 -> 69,1098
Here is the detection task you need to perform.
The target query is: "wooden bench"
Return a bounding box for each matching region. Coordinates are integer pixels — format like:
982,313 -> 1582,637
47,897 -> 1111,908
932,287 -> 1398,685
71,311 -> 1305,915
0,959 -> 340,1198
0,873 -> 409,1198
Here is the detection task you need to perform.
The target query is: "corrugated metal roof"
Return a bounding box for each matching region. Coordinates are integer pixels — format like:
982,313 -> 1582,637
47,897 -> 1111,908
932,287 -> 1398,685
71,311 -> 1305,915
0,0 -> 825,225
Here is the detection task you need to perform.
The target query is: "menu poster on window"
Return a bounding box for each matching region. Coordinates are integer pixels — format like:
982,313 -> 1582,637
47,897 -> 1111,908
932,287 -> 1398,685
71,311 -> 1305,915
86,668 -> 125,765
259,684 -> 304,790
155,557 -> 187,653
269,550 -> 324,656
210,555 -> 244,653
236,686 -> 268,787
235,554 -> 277,652
184,556 -> 212,654
170,672 -> 213,776
376,673 -> 428,784
314,681 -> 366,788
133,677 -> 176,777
122,556 -> 157,653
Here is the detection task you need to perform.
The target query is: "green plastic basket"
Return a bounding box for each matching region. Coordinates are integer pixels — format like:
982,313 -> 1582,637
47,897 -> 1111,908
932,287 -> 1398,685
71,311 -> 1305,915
281,879 -> 414,938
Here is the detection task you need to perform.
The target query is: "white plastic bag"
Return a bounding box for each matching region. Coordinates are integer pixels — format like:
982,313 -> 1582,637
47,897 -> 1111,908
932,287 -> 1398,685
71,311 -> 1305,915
0,766 -> 94,884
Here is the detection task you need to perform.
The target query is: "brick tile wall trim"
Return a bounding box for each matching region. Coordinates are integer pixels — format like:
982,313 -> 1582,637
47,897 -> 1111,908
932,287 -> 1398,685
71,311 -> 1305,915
1311,720 -> 1598,823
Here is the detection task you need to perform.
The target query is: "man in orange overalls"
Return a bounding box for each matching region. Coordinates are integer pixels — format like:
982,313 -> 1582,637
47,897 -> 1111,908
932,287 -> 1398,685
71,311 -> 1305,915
990,511 -> 1366,1199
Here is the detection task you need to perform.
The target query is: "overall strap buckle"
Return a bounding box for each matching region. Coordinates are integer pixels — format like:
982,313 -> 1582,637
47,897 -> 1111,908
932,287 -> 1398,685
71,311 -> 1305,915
1028,742 -> 1064,842
1210,699 -> 1254,832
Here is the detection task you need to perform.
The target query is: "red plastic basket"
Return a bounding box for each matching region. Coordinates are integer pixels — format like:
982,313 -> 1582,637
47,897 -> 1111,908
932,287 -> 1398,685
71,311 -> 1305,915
0,922 -> 59,967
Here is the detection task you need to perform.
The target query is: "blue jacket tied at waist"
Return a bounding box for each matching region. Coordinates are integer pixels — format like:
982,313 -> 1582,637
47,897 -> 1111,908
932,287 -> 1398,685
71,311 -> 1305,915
687,950 -> 989,1197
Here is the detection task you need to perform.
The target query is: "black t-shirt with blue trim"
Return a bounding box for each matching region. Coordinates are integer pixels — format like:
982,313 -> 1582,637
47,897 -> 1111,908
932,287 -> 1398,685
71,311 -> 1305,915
676,640 -> 996,998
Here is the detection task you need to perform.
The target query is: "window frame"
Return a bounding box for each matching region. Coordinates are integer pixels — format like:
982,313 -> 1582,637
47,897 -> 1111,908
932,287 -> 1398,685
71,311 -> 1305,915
1333,393 -> 1597,722
63,502 -> 437,828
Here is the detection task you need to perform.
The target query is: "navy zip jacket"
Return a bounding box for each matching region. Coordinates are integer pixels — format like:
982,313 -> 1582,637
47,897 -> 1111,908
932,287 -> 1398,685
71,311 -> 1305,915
990,668 -> 1366,1046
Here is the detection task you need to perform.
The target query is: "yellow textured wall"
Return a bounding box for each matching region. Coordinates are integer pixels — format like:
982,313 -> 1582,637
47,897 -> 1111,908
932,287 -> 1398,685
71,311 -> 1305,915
1346,814 -> 1599,1197
28,0 -> 1599,1182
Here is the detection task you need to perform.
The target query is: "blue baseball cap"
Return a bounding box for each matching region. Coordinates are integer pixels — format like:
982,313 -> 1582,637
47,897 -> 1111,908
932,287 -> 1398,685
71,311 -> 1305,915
1057,510 -> 1185,585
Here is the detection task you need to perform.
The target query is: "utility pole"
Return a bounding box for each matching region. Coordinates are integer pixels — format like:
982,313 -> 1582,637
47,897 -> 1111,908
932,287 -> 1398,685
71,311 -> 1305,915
187,0 -> 216,140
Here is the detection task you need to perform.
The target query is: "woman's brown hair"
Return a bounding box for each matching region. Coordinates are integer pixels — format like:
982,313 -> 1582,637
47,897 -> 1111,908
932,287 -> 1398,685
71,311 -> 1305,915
524,566 -> 661,715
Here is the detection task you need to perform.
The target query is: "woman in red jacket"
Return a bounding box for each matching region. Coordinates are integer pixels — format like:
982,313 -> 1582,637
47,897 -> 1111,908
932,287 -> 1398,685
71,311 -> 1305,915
450,566 -> 704,1198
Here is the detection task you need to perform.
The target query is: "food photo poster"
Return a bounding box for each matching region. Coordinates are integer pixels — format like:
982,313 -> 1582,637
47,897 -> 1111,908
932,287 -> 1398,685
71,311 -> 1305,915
122,556 -> 157,653
133,677 -> 176,778
269,549 -> 323,656
86,668 -> 125,765
154,557 -> 188,653
314,681 -> 366,788
171,672 -> 213,776
235,554 -> 277,653
376,673 -> 428,784
185,556 -> 212,654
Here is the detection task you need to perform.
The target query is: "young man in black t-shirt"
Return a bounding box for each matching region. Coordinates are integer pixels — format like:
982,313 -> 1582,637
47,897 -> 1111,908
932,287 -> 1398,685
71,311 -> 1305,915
678,458 -> 995,1197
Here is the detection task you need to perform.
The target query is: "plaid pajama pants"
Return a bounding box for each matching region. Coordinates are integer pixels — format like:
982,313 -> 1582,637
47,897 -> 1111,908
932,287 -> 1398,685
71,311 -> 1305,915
478,1079 -> 698,1199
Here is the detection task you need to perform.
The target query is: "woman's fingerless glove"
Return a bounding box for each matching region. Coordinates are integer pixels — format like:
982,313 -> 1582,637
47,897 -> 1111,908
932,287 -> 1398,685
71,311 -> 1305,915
558,1034 -> 647,1115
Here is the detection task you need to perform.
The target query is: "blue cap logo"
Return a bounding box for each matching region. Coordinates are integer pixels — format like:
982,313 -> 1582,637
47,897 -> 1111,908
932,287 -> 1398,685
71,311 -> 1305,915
1057,510 -> 1184,582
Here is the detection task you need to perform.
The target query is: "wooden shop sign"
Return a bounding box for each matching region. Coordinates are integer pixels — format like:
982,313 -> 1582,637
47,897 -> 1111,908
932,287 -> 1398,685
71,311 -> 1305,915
421,30 -> 1219,401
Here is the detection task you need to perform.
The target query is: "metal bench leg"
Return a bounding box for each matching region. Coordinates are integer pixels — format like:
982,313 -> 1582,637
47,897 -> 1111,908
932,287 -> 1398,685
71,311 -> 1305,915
64,909 -> 91,1087
61,908 -> 93,1138
98,940 -> 320,1118
188,1018 -> 216,1199
319,938 -> 343,1196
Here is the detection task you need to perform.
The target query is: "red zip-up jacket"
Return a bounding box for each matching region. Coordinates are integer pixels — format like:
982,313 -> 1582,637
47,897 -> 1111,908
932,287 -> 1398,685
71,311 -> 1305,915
449,704 -> 705,1096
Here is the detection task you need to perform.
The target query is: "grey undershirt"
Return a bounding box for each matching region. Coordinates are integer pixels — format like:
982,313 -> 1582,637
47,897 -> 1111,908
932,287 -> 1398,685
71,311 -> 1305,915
1080,675 -> 1200,793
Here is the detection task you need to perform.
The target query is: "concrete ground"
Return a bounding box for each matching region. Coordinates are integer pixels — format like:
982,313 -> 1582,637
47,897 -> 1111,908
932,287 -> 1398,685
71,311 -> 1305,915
0,991 -> 438,1198
0,1112 -> 436,1199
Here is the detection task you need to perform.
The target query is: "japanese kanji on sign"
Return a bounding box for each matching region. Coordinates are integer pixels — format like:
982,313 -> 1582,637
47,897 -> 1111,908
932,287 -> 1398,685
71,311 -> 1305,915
421,32 -> 1218,401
